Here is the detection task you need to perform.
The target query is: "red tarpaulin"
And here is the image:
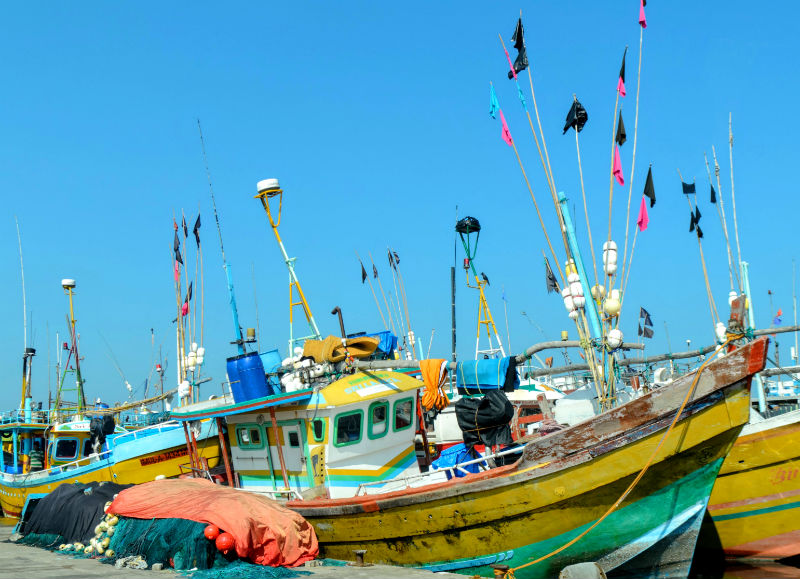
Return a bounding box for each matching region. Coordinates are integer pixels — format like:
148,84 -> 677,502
109,478 -> 318,567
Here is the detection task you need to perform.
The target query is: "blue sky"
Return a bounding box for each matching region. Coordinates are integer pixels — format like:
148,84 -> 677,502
0,1 -> 796,410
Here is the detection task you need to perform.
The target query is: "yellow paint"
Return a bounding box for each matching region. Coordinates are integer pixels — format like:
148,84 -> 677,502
310,445 -> 326,486
283,371 -> 422,410
326,444 -> 415,478
300,384 -> 749,566
708,412 -> 800,555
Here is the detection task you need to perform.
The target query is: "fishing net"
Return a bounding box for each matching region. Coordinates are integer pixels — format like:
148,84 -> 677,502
178,560 -> 309,579
106,517 -> 222,570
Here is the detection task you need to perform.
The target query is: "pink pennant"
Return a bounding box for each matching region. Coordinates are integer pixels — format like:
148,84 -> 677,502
500,110 -> 514,147
617,76 -> 626,97
639,0 -> 647,28
637,196 -> 649,231
504,48 -> 517,80
174,260 -> 180,282
181,302 -> 189,317
613,145 -> 624,186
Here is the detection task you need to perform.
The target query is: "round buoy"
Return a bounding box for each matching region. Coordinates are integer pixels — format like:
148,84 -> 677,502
204,524 -> 220,541
215,532 -> 235,554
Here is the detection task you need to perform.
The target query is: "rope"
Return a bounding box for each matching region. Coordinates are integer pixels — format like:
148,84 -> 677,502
575,126 -> 599,286
501,335 -> 738,579
728,114 -> 744,288
704,152 -> 734,291
711,145 -> 742,293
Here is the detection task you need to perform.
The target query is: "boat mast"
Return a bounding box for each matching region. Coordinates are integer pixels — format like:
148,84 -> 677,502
255,178 -> 321,354
61,278 -> 86,416
16,218 -> 36,417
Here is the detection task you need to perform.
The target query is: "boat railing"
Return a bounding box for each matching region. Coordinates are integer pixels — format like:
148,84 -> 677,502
234,487 -> 304,501
0,409 -> 49,425
3,448 -> 114,482
354,445 -> 525,496
109,420 -> 182,446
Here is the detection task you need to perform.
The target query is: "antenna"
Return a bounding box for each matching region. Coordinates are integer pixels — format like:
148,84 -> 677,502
16,217 -> 36,411
197,119 -> 246,355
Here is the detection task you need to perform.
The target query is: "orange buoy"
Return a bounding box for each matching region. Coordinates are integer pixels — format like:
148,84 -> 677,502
204,524 -> 220,541
215,532 -> 235,554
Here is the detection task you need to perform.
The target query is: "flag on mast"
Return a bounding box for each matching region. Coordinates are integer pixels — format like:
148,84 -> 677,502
563,98 -> 588,134
682,181 -> 696,194
710,184 -> 717,204
544,257 -> 559,293
489,84 -> 500,119
507,18 -> 529,79
361,262 -> 368,283
643,165 -> 656,207
637,196 -> 649,231
613,145 -> 624,185
639,0 -> 647,28
193,214 -> 201,246
616,112 -> 627,146
617,48 -> 628,97
500,110 -> 514,146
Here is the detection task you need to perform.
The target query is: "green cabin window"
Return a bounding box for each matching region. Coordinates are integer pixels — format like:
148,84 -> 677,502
393,398 -> 414,432
236,425 -> 264,449
312,418 -> 326,442
368,401 -> 389,439
54,438 -> 78,461
334,411 -> 363,447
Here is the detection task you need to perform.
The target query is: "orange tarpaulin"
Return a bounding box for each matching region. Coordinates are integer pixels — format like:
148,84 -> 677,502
109,478 -> 318,567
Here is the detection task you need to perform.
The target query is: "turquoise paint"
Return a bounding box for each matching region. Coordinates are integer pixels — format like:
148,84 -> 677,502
712,499 -> 800,522
420,458 -> 723,579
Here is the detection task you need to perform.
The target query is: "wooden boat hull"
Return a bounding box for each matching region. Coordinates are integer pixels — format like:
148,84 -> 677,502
700,408 -> 800,560
0,423 -> 220,518
291,340 -> 766,578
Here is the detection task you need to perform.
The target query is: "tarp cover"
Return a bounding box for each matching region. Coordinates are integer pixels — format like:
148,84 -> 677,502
455,389 -> 514,448
456,356 -> 519,395
109,478 -> 318,567
23,481 -> 131,542
302,335 -> 378,363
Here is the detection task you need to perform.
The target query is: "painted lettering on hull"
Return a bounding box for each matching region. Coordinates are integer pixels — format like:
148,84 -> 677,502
139,448 -> 188,467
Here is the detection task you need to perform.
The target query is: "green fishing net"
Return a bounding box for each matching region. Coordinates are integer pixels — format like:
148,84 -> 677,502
179,560 -> 309,579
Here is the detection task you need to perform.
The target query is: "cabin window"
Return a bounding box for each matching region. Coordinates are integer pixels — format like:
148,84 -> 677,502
368,401 -> 389,439
393,398 -> 414,432
288,431 -> 300,447
334,411 -> 363,447
235,424 -> 264,449
312,418 -> 326,442
54,438 -> 78,461
83,438 -> 95,457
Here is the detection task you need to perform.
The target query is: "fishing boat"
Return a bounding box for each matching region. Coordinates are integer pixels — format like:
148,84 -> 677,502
0,278 -> 221,519
172,333 -> 766,577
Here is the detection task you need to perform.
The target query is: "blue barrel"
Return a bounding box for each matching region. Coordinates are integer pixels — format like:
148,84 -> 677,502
227,351 -> 272,403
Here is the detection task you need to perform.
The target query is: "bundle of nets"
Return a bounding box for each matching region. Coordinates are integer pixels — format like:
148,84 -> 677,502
180,560 -> 309,579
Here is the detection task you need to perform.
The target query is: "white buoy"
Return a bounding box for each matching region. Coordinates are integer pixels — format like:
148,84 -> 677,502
603,241 -> 618,275
715,322 -> 727,343
591,284 -> 606,301
607,329 -> 623,350
728,290 -> 738,306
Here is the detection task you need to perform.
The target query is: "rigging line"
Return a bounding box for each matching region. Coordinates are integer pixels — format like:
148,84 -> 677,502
704,151 -> 735,291
605,76 -> 622,297
729,113 -> 744,282
711,146 -> 741,292
619,29 -> 644,318
15,217 -> 27,350
251,263 -> 262,353
198,119 -> 227,263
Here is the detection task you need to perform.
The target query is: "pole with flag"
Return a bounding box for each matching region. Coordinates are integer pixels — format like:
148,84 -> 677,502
564,96 -> 599,287
370,253 -> 398,338
621,165 -> 655,303
679,169 -> 720,340
357,252 -> 388,330
704,151 -> 739,292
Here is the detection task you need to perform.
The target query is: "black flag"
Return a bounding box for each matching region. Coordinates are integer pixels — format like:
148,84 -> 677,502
639,307 -> 653,326
185,281 -> 193,303
710,184 -> 717,204
638,324 -> 654,338
697,225 -> 704,239
616,112 -> 627,146
689,211 -> 696,232
373,264 -> 378,278
563,98 -> 588,134
182,216 -> 188,238
361,262 -> 367,283
393,251 -> 400,265
695,206 -> 701,226
545,257 -> 559,293
689,207 -> 701,232
682,181 -> 696,195
193,214 -> 201,246
174,231 -> 183,265
507,18 -> 529,79
643,165 -> 656,207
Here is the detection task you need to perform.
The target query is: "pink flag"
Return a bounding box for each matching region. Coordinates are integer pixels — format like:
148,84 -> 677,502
500,110 -> 514,147
613,145 -> 624,185
504,47 -> 517,80
181,301 -> 189,317
617,76 -> 626,97
639,0 -> 647,28
174,260 -> 180,282
637,196 -> 649,231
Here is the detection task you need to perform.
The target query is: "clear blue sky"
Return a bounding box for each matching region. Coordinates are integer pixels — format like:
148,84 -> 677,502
0,1 -> 796,410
